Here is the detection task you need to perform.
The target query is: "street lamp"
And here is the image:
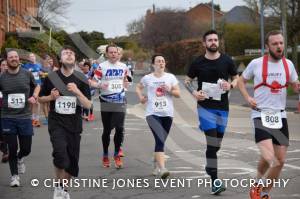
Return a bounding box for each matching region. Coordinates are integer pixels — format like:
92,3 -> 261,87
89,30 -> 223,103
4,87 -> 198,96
211,0 -> 215,30
260,0 -> 265,55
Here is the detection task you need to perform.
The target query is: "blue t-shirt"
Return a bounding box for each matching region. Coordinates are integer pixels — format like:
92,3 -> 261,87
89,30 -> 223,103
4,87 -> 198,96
22,63 -> 42,84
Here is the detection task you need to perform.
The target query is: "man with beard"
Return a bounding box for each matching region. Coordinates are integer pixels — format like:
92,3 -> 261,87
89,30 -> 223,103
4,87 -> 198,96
39,46 -> 91,199
185,30 -> 238,195
238,30 -> 299,199
0,50 -> 40,187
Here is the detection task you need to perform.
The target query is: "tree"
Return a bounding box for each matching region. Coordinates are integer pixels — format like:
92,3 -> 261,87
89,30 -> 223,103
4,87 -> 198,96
127,17 -> 145,35
141,9 -> 193,49
244,0 -> 300,70
36,0 -> 71,28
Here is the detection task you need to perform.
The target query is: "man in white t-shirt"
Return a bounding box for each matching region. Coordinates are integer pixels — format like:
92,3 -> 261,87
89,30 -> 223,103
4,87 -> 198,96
238,30 -> 300,199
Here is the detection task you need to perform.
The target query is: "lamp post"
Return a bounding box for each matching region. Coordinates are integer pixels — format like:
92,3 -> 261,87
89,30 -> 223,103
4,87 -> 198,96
260,0 -> 265,55
211,0 -> 215,30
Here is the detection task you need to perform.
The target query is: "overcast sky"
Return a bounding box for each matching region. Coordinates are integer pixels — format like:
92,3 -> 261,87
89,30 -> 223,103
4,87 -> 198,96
64,0 -> 246,38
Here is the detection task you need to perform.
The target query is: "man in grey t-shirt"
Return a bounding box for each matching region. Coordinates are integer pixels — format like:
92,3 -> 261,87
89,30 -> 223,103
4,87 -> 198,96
0,50 -> 40,187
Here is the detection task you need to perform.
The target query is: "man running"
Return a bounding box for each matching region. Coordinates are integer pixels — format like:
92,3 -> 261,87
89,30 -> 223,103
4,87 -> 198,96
238,30 -> 299,199
0,50 -> 40,187
185,30 -> 238,195
89,44 -> 130,169
23,53 -> 43,127
39,46 -> 91,199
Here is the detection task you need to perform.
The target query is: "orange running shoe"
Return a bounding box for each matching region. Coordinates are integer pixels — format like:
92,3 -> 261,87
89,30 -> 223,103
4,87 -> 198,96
118,148 -> 124,157
114,156 -> 123,169
102,156 -> 110,168
249,183 -> 261,199
88,114 -> 95,121
32,120 -> 41,127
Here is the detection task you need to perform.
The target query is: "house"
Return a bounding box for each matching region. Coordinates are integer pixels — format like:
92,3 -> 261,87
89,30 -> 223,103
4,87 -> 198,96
186,3 -> 224,26
223,6 -> 258,24
0,0 -> 40,48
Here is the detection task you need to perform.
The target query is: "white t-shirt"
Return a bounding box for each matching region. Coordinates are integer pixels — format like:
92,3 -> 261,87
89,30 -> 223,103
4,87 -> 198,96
242,56 -> 298,118
94,61 -> 129,103
140,73 -> 178,117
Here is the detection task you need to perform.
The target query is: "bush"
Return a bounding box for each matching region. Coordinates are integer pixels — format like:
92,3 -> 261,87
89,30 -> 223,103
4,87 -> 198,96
156,39 -> 204,74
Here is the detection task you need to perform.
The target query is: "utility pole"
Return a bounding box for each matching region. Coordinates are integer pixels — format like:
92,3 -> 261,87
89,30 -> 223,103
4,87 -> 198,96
260,0 -> 265,55
281,0 -> 288,57
211,0 -> 215,30
6,0 -> 10,32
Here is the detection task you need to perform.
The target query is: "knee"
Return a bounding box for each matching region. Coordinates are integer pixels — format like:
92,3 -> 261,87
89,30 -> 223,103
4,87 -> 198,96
53,152 -> 69,169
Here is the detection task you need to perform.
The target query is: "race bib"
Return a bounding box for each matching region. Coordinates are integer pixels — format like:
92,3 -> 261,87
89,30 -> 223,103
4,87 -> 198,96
8,93 -> 26,108
108,79 -> 123,93
261,110 -> 282,129
55,96 -> 77,114
32,72 -> 40,80
153,96 -> 168,112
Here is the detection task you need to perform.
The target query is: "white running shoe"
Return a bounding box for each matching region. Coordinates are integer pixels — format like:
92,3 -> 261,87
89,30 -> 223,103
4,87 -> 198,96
53,186 -> 64,199
63,190 -> 70,199
160,168 -> 170,179
152,157 -> 160,176
18,158 -> 26,174
10,175 -> 20,187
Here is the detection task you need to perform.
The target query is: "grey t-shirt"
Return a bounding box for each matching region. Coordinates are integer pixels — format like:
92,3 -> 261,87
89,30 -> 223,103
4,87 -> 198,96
0,67 -> 36,119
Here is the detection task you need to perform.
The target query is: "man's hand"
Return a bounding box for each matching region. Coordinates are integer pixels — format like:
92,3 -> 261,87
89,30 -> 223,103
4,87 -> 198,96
50,88 -> 60,100
192,90 -> 206,101
220,80 -> 231,91
28,96 -> 37,104
247,96 -> 257,108
67,83 -> 81,96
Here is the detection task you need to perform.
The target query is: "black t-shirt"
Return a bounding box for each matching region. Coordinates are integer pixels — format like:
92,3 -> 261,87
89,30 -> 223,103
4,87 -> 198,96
187,54 -> 237,110
39,70 -> 91,133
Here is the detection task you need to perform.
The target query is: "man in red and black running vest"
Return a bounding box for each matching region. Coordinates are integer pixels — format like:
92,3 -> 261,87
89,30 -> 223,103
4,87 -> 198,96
238,30 -> 300,199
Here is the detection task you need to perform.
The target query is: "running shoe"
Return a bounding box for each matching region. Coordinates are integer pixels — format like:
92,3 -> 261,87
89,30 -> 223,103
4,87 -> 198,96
249,183 -> 262,199
32,119 -> 41,127
53,186 -> 64,199
211,180 -> 226,195
160,168 -> 170,179
10,175 -> 20,187
118,148 -> 124,157
88,114 -> 95,121
18,158 -> 26,174
102,156 -> 110,168
114,155 -> 123,169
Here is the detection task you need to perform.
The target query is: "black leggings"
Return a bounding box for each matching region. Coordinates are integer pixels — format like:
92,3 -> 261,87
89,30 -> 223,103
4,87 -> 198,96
146,115 -> 173,152
5,134 -> 32,175
0,134 -> 8,154
204,129 -> 224,182
100,99 -> 125,156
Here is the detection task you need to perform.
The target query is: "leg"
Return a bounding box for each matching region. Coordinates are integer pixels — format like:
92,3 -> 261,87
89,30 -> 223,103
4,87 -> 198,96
113,109 -> 125,156
17,135 -> 32,159
5,134 -> 19,175
101,110 -> 112,156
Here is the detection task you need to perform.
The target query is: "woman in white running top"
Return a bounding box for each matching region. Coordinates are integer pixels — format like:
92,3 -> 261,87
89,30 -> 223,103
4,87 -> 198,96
136,54 -> 180,179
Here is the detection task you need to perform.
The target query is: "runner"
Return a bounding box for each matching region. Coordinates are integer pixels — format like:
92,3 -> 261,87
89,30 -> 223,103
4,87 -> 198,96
184,30 -> 238,195
136,54 -> 180,179
0,58 -> 8,163
39,46 -> 92,199
89,44 -> 130,168
238,30 -> 300,199
0,50 -> 40,187
23,53 -> 43,127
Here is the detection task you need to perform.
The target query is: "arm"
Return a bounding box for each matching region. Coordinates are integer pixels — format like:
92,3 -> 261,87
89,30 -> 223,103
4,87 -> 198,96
237,76 -> 257,108
136,82 -> 147,104
291,80 -> 300,93
170,84 -> 180,98
184,76 -> 205,101
67,83 -> 92,109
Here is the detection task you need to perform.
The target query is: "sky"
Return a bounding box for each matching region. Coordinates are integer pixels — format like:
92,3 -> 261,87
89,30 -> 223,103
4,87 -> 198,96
64,0 -> 246,38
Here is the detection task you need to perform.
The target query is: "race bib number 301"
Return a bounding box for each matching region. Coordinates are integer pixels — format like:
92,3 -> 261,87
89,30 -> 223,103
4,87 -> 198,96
8,93 -> 26,109
153,96 -> 168,113
261,110 -> 282,129
55,96 -> 77,114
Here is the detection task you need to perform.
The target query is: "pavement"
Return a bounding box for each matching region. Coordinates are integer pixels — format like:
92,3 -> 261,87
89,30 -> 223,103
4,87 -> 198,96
1,73 -> 300,199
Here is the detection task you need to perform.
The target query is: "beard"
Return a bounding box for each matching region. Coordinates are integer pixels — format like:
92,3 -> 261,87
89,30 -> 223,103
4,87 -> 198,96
206,45 -> 219,53
7,61 -> 19,70
269,49 -> 283,60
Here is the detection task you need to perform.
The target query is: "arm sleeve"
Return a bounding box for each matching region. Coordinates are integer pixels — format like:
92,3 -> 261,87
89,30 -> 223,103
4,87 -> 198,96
242,60 -> 255,80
